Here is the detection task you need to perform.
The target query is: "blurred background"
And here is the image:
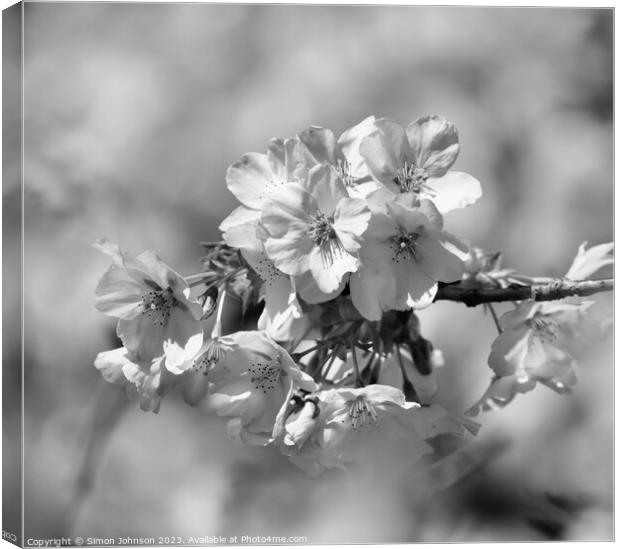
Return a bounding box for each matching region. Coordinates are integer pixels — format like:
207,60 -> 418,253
3,3 -> 613,543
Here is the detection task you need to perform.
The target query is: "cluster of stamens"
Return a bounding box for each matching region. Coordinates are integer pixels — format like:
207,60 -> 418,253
256,253 -> 282,287
529,315 -> 558,344
249,358 -> 281,394
193,338 -> 232,376
308,211 -> 337,246
140,287 -> 175,326
389,227 -> 421,263
394,161 -> 428,194
335,158 -> 354,187
345,396 -> 379,431
308,211 -> 346,267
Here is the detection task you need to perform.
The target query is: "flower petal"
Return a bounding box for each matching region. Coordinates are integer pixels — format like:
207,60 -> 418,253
337,115 -> 377,179
226,152 -> 282,209
264,233 -> 313,276
295,272 -> 344,304
219,205 -> 261,233
121,355 -> 168,413
261,182 -> 315,238
258,275 -> 302,341
309,245 -> 358,294
350,241 -> 397,321
94,265 -> 146,318
117,315 -> 166,363
424,171 -> 482,213
134,250 -> 185,293
467,375 -> 536,416
163,307 -> 204,373
406,115 -> 459,176
94,347 -> 130,384
333,197 -> 371,253
304,164 -> 347,216
359,119 -> 412,185
297,125 -> 339,165
565,241 -> 614,281
403,263 -> 438,308
93,238 -> 124,265
415,228 -> 466,283
362,384 -> 407,406
487,325 -> 531,376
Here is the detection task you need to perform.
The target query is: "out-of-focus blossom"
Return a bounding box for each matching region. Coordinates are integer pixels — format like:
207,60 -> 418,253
208,331 -> 317,445
262,164 -> 370,294
297,116 -> 379,198
468,300 -> 594,415
94,347 -> 174,413
279,385 -> 473,475
350,194 -> 467,320
461,247 -> 524,289
93,239 -> 203,373
359,116 -> 481,213
565,241 -> 613,281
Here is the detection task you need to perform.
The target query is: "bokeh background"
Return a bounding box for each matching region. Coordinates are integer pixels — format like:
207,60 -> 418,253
3,3 -> 613,543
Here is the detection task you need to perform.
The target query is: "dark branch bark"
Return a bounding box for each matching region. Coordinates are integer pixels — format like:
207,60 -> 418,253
435,278 -> 613,307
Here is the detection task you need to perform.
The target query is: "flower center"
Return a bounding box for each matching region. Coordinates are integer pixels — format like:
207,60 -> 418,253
394,161 -> 429,194
529,316 -> 558,343
256,252 -> 282,286
249,358 -> 282,394
309,211 -> 346,267
389,227 -> 420,263
347,396 -> 379,431
308,211 -> 337,246
140,288 -> 175,326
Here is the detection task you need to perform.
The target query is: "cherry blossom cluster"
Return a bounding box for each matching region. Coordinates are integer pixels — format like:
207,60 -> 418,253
93,115 -> 612,476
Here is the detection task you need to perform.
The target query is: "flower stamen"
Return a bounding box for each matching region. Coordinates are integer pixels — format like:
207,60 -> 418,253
394,161 -> 431,194
249,358 -> 282,394
335,158 -> 354,187
309,211 -> 337,246
256,252 -> 282,286
309,211 -> 346,267
194,289 -> 231,375
389,227 -> 421,263
529,316 -> 558,343
193,339 -> 233,375
347,396 -> 379,431
140,288 -> 175,326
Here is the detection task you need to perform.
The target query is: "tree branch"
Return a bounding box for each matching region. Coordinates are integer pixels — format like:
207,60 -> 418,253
435,278 -> 613,308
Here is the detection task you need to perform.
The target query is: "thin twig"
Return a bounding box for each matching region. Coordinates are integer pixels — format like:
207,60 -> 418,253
435,278 -> 613,307
65,383 -> 129,534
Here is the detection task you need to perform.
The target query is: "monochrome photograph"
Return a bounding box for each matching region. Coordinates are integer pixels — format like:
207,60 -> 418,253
2,2 -> 614,545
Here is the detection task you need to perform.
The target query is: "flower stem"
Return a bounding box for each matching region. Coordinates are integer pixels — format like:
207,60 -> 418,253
186,266 -> 246,288
210,288 -> 227,339
319,348 -> 339,381
486,303 -> 503,334
350,336 -> 364,388
291,342 -> 329,360
289,326 -> 315,354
